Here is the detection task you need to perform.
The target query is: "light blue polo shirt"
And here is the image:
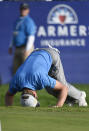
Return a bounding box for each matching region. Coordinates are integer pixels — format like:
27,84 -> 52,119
9,50 -> 56,94
13,15 -> 36,47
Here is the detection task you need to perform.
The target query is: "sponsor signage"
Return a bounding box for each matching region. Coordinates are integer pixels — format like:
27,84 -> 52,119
36,4 -> 89,48
0,2 -> 89,84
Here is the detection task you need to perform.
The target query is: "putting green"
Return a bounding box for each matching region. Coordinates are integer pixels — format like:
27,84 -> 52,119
0,107 -> 89,131
0,84 -> 89,131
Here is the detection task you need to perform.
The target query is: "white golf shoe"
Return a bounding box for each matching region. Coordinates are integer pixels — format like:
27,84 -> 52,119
78,91 -> 88,107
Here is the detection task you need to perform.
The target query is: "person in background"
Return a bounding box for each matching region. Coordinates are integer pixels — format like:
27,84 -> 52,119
8,3 -> 36,74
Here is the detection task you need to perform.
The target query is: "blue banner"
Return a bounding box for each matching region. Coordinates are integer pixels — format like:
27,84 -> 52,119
0,1 -> 89,84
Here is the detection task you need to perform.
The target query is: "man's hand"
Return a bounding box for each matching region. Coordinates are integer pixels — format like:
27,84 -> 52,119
54,80 -> 68,107
22,89 -> 38,99
31,90 -> 38,99
8,47 -> 13,55
24,51 -> 29,60
24,51 -> 29,59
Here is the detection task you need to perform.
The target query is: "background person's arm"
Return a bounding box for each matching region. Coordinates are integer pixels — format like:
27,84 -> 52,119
26,35 -> 35,51
24,35 -> 35,58
24,18 -> 36,58
5,91 -> 15,106
54,80 -> 68,107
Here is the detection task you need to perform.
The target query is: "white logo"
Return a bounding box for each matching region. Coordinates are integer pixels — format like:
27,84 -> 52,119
47,4 -> 78,25
37,4 -> 89,47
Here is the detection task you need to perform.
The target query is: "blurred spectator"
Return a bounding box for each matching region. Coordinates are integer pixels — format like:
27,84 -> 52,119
8,3 -> 36,74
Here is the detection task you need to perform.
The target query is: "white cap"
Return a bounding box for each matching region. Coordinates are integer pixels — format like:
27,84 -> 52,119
20,94 -> 40,107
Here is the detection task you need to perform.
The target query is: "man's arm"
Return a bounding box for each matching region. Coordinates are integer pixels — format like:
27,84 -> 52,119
5,91 -> 15,106
24,18 -> 36,58
24,35 -> 35,58
40,75 -> 68,107
54,80 -> 68,107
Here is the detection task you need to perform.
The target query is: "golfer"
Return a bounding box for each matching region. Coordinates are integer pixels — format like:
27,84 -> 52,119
5,48 -> 87,107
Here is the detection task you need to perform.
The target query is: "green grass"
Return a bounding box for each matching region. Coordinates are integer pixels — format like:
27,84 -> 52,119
0,84 -> 89,131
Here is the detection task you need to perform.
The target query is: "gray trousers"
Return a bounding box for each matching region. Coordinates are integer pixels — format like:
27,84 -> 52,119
43,48 -> 82,100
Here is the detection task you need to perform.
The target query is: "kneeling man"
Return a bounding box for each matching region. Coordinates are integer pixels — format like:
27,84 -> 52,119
5,48 -> 87,107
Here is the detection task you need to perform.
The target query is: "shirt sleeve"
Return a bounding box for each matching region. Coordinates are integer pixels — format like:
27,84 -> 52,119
39,74 -> 56,89
26,18 -> 37,36
25,35 -> 35,51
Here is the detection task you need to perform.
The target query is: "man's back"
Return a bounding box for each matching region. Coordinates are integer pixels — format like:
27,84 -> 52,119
10,50 -> 54,92
16,50 -> 52,74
